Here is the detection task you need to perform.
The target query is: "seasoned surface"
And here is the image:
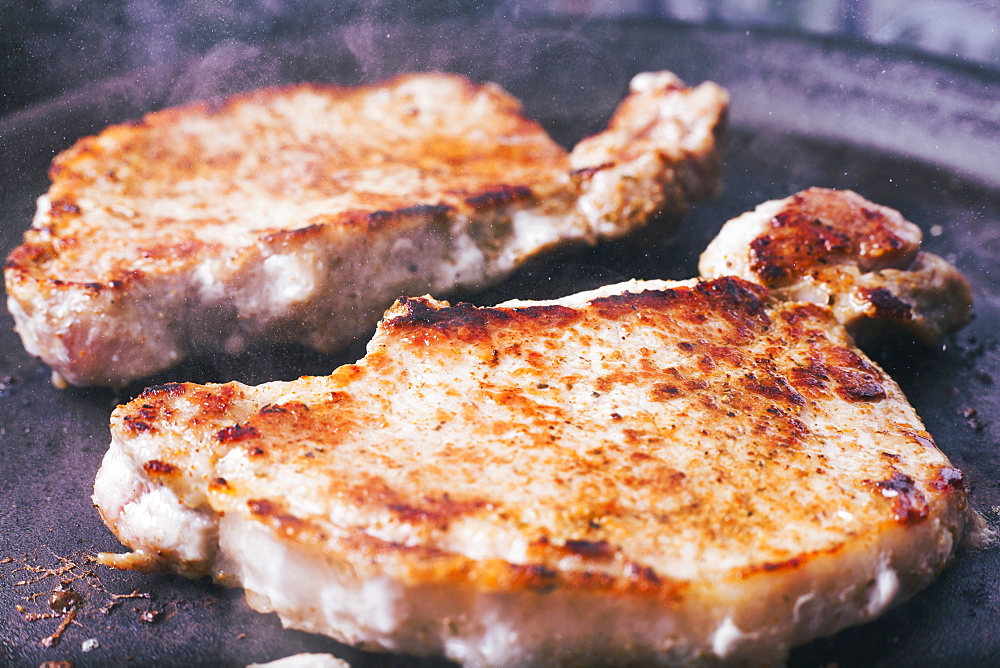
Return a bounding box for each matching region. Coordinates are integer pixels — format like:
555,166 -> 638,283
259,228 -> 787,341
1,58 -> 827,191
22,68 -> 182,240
4,71 -> 727,387
94,276 -> 973,665
16,76 -> 569,280
699,188 -> 972,344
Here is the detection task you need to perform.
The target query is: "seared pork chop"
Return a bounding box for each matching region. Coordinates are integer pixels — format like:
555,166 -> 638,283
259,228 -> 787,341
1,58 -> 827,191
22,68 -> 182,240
94,276 -> 975,666
249,654 -> 349,668
4,71 -> 727,388
699,188 -> 972,344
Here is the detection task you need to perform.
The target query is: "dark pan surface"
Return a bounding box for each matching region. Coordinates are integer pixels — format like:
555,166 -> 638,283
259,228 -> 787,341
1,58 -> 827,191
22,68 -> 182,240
2,19 -> 999,666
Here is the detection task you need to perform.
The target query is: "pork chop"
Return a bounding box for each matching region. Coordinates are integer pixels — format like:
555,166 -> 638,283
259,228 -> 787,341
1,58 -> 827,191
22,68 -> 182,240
93,275 -> 975,666
4,70 -> 727,388
248,654 -> 349,668
698,188 -> 972,344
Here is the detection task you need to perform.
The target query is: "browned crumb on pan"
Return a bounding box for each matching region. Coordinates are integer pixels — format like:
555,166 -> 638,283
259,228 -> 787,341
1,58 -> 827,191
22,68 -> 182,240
2,548 -> 157,648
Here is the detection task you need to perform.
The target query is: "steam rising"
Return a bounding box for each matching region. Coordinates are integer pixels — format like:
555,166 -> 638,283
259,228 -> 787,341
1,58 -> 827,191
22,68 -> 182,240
2,1 -> 522,115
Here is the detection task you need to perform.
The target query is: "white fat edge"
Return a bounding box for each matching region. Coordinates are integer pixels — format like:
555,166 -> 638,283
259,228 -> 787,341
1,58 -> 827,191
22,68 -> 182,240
433,206 -> 587,294
247,653 -> 350,668
461,623 -> 524,668
219,507 -> 773,667
194,256 -> 229,302
219,515 -> 407,643
496,207 -> 588,270
95,443 -> 217,566
122,486 -> 217,564
353,575 -> 409,637
629,70 -> 684,94
699,196 -> 786,279
92,440 -> 145,524
4,296 -> 47,359
427,217 -> 489,290
261,253 -> 320,310
791,592 -> 817,625
31,194 -> 52,230
711,616 -> 756,659
496,277 -> 698,310
862,555 -> 900,618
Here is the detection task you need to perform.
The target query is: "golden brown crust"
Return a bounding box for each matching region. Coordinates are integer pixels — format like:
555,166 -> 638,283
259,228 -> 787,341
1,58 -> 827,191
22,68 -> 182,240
7,75 -> 567,290
8,71 -> 728,387
748,188 -> 919,287
570,71 -> 728,228
93,274 -> 977,663
107,277 -> 969,600
699,188 -> 972,345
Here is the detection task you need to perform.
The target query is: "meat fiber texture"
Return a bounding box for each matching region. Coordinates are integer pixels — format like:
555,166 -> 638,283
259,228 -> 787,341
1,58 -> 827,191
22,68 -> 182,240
94,275 -> 975,666
4,70 -> 727,388
699,188 -> 972,345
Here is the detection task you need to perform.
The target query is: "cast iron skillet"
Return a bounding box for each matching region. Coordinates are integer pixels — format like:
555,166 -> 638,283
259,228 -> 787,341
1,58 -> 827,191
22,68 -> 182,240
1,19 -> 999,667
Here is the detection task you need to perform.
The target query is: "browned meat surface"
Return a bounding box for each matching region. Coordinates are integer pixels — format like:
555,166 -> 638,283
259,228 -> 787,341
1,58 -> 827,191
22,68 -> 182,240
5,71 -> 727,387
94,276 -> 975,666
699,188 -> 971,344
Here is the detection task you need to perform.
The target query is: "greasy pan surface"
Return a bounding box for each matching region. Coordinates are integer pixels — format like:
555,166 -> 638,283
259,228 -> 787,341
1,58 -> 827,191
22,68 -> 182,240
2,20 -> 1000,666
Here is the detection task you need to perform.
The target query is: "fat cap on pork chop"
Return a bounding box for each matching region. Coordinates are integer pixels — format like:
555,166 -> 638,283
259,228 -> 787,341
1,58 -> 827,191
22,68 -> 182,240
94,275 -> 975,666
4,70 -> 727,388
248,654 -> 349,668
699,187 -> 972,344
